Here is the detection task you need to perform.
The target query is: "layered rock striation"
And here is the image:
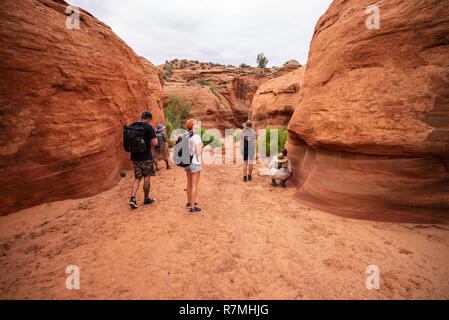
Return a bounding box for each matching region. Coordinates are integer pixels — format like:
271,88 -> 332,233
286,0 -> 449,223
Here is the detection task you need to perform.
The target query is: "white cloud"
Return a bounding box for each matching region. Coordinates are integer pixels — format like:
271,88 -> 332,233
68,0 -> 333,66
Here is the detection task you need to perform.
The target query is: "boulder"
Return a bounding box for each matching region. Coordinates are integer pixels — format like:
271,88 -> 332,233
249,67 -> 305,128
286,0 -> 449,223
0,0 -> 165,215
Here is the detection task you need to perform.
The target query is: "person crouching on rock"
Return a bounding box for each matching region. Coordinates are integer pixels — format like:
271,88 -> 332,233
269,149 -> 293,188
185,119 -> 203,214
129,111 -> 158,209
154,123 -> 170,171
240,120 -> 256,182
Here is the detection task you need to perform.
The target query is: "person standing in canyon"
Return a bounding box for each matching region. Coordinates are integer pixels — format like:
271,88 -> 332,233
185,119 -> 203,214
240,120 -> 256,182
126,111 -> 158,209
154,124 -> 170,171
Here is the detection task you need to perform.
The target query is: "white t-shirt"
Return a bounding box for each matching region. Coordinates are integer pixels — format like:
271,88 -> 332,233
189,133 -> 202,165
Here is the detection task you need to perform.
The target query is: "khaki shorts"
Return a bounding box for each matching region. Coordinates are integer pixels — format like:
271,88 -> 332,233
154,147 -> 168,162
133,160 -> 155,179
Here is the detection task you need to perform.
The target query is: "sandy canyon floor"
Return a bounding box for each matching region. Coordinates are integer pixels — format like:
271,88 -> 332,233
0,162 -> 448,299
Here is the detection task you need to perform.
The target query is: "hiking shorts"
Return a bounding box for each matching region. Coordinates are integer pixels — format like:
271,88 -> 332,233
154,147 -> 168,162
243,148 -> 256,162
133,160 -> 155,179
185,163 -> 202,173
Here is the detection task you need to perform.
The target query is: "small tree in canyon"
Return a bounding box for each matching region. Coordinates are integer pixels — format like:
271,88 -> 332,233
256,53 -> 268,68
164,95 -> 192,141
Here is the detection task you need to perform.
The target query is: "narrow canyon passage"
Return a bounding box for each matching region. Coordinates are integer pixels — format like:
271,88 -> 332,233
0,163 -> 448,299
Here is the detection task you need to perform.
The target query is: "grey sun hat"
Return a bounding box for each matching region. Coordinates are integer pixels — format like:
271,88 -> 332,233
243,120 -> 253,129
156,124 -> 166,133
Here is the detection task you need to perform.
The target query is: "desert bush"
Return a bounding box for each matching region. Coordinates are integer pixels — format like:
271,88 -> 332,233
257,127 -> 288,157
120,171 -> 127,177
256,53 -> 268,68
164,95 -> 192,135
195,128 -> 222,149
239,63 -> 250,68
233,129 -> 243,142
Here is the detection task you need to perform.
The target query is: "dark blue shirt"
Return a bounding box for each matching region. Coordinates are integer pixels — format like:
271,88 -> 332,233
130,121 -> 156,162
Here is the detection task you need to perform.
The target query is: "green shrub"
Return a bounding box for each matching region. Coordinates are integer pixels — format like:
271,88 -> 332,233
165,121 -> 174,146
240,63 -> 250,68
164,95 -> 192,136
208,82 -> 216,91
120,171 -> 127,177
257,127 -> 288,157
195,128 -> 223,149
256,53 -> 268,68
233,129 -> 243,142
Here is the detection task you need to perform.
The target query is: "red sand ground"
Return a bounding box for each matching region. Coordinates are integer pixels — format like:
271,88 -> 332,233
0,162 -> 448,299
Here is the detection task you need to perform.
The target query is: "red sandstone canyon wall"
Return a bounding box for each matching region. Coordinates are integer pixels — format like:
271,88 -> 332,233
159,60 -> 302,127
286,0 -> 449,223
0,0 -> 165,215
164,82 -> 235,132
249,67 -> 305,129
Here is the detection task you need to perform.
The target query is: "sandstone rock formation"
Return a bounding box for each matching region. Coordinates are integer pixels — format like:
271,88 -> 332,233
164,82 -> 235,132
249,66 -> 305,128
0,0 -> 165,215
140,57 -> 166,126
159,61 -> 302,127
286,0 -> 449,223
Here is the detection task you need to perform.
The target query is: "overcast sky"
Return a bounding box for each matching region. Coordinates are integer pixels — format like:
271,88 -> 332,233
68,0 -> 333,67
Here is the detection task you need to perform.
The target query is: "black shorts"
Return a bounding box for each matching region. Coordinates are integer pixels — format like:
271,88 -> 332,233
243,149 -> 255,161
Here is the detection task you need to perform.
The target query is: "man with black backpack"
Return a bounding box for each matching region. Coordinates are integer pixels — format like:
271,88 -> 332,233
123,111 -> 158,209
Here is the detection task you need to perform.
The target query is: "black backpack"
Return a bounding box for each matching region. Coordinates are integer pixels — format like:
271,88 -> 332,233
123,122 -> 147,153
173,132 -> 197,167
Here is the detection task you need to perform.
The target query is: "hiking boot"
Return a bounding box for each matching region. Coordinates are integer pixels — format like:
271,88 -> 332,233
248,175 -> 252,181
144,198 -> 157,206
189,207 -> 201,214
186,202 -> 197,210
156,167 -> 161,171
271,179 -> 277,187
243,176 -> 247,182
129,197 -> 138,209
280,180 -> 287,188
166,164 -> 170,170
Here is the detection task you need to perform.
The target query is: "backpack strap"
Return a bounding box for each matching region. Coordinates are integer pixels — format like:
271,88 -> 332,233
190,132 -> 200,162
